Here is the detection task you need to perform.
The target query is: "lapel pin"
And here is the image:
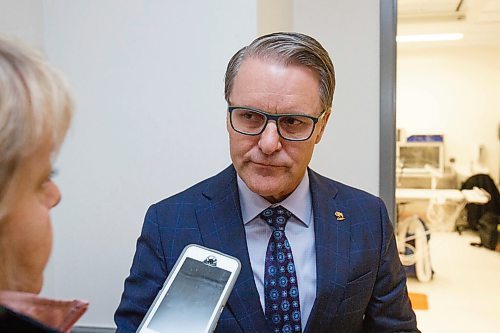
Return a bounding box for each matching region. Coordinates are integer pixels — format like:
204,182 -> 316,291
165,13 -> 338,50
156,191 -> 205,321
334,211 -> 345,221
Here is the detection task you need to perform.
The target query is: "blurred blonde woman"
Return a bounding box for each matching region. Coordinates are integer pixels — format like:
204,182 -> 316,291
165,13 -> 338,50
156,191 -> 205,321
0,36 -> 88,332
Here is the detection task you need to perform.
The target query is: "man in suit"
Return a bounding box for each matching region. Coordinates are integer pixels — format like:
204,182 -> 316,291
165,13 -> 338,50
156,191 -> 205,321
115,32 -> 419,333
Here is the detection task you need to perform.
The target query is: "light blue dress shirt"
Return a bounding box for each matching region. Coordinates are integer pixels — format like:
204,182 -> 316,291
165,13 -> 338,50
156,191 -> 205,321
237,172 -> 317,329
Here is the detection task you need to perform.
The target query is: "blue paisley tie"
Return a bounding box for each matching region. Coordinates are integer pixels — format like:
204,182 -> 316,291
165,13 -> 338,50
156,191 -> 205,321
261,205 -> 302,333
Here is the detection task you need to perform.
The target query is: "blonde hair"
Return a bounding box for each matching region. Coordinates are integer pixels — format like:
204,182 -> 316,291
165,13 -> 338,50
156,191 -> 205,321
0,36 -> 73,213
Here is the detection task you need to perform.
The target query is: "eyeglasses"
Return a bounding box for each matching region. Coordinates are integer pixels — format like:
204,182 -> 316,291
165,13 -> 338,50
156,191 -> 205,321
228,106 -> 326,141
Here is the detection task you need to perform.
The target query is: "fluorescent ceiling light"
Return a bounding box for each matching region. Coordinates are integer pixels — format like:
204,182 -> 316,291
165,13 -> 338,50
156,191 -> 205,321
396,33 -> 464,43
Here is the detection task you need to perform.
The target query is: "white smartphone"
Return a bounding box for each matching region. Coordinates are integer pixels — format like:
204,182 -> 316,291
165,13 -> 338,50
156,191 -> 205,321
136,244 -> 241,333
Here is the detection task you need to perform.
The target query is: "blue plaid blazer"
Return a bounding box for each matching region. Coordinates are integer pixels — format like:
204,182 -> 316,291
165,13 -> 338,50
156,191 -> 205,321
114,165 -> 418,333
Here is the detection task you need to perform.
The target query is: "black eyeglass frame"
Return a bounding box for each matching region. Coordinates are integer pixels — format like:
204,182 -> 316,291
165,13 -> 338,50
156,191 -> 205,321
227,106 -> 326,141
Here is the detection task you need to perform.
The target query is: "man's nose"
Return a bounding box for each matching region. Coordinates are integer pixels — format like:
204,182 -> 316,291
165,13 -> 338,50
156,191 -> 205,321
258,121 -> 282,155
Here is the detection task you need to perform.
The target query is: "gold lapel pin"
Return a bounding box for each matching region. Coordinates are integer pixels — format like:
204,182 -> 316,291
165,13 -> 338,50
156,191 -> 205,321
334,211 -> 345,221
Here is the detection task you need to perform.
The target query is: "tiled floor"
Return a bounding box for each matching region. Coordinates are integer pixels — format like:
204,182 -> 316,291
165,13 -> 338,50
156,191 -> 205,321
405,230 -> 500,332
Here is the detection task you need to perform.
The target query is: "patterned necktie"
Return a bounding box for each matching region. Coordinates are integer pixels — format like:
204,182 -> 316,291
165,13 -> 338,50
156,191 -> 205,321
261,205 -> 302,333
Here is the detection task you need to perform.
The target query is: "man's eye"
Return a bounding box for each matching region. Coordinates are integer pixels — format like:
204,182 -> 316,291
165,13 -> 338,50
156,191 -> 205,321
242,112 -> 256,119
240,111 -> 263,122
282,117 -> 303,125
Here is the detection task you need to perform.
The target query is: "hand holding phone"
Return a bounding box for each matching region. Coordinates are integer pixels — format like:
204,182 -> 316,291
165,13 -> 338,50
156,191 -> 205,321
137,244 -> 241,333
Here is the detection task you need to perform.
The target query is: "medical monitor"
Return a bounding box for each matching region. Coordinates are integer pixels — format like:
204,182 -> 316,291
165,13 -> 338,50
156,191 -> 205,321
397,142 -> 444,174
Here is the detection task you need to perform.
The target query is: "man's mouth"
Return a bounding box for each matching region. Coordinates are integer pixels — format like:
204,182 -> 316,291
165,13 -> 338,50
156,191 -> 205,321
251,161 -> 285,168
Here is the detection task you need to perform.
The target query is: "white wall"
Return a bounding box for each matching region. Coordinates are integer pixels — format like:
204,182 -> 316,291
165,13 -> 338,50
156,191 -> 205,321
42,0 -> 256,327
257,0 -> 293,35
0,0 -> 43,49
397,45 -> 500,184
1,0 -> 382,328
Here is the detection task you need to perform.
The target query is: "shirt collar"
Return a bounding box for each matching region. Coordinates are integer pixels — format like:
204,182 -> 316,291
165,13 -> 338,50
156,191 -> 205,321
237,171 -> 312,227
0,290 -> 88,332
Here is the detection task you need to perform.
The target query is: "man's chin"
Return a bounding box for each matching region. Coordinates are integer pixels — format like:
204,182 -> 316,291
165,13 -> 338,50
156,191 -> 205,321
245,180 -> 289,203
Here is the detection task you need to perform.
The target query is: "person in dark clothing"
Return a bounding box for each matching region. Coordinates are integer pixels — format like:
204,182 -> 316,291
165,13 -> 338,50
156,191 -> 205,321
461,174 -> 500,230
114,32 -> 419,333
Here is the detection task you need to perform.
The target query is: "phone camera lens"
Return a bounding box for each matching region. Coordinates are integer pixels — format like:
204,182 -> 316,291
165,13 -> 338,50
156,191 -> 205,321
204,255 -> 217,267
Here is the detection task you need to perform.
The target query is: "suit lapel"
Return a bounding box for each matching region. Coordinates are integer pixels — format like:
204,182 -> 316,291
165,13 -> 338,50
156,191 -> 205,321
195,166 -> 268,333
305,169 -> 351,332
194,167 -> 351,332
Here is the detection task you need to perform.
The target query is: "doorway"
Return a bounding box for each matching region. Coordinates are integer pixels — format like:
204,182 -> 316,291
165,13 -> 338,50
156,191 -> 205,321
395,0 -> 500,332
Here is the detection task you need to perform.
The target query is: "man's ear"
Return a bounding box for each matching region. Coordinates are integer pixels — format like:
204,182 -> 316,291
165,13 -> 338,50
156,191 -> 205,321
314,109 -> 331,144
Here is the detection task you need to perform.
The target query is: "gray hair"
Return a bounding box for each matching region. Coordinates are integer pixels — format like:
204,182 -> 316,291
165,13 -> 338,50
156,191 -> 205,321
0,36 -> 73,207
224,32 -> 335,112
